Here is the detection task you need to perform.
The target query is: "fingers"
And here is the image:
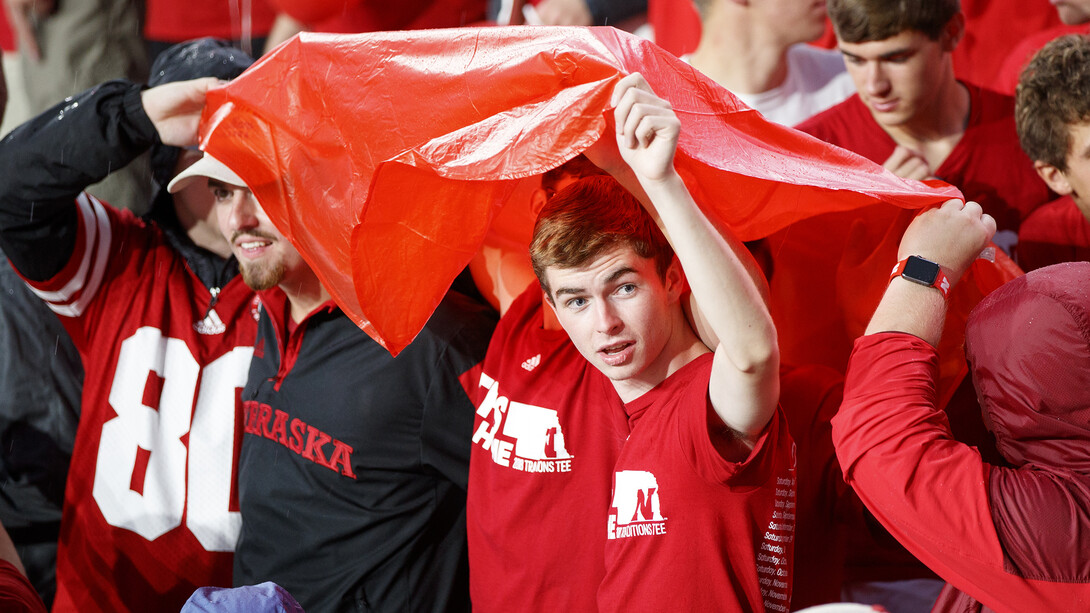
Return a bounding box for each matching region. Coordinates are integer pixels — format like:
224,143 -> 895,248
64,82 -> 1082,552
939,197 -> 964,212
961,200 -> 997,240
142,78 -> 222,147
612,73 -> 674,147
884,146 -> 931,181
981,212 -> 997,237
610,72 -> 651,106
943,200 -> 994,237
899,198 -> 998,284
606,72 -> 681,182
186,77 -> 223,102
626,113 -> 676,149
884,145 -> 913,167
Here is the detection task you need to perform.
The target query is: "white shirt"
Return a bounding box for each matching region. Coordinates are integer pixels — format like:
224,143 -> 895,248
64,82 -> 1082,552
685,44 -> 856,127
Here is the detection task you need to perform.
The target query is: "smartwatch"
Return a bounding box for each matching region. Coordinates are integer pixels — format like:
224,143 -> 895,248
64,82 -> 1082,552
889,255 -> 950,299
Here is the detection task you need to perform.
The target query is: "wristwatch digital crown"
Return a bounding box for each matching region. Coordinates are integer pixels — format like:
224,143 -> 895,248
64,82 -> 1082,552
889,255 -> 951,299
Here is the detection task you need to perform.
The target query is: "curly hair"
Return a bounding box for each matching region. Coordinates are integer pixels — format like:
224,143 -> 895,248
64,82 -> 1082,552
1016,34 -> 1090,171
827,0 -> 959,43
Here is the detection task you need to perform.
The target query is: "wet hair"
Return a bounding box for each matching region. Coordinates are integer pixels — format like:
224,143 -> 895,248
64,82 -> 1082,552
148,38 -> 255,196
530,175 -> 673,302
827,0 -> 959,43
1016,34 -> 1090,171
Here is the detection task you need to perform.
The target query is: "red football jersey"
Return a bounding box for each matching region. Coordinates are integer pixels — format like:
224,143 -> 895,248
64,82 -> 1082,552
24,195 -> 258,613
467,284 -> 627,612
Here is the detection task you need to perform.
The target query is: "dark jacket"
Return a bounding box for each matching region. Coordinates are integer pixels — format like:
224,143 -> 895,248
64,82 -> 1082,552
235,286 -> 495,613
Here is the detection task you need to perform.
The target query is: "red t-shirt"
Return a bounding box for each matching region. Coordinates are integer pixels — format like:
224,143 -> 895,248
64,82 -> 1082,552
1017,195 -> 1090,272
796,85 -> 1050,235
598,355 -> 796,613
953,0 -> 1073,89
467,284 -> 627,612
647,0 -> 701,57
994,25 -> 1089,96
25,195 -> 258,612
144,0 -> 278,43
778,364 -> 853,609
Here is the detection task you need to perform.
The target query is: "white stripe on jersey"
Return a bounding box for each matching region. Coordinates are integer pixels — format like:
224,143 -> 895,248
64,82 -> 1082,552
29,193 -> 113,317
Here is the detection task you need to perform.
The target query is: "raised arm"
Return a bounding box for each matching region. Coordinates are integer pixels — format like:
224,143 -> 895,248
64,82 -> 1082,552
864,199 -> 995,344
830,201 -> 1012,608
0,76 -> 215,282
608,72 -> 779,447
0,81 -> 145,281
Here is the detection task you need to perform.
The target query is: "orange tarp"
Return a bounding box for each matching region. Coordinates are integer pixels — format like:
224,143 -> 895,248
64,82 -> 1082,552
197,26 -> 975,356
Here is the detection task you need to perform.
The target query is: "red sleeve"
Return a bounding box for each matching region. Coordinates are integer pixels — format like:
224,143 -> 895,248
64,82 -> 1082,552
832,333 -> 1010,600
0,561 -> 47,613
837,330 -> 1090,608
679,359 -> 788,488
1016,196 -> 1090,272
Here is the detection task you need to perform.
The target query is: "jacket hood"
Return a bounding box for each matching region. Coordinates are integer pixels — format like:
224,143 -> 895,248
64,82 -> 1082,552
965,261 -> 1090,473
148,38 -> 255,207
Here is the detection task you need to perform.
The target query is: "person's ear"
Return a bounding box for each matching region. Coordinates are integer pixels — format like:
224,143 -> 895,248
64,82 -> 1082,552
1035,160 -> 1074,196
941,12 -> 966,52
530,188 -> 548,218
664,257 -> 687,301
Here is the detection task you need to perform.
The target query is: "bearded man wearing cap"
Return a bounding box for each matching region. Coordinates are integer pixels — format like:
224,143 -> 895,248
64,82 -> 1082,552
0,39 -> 260,613
165,134 -> 496,611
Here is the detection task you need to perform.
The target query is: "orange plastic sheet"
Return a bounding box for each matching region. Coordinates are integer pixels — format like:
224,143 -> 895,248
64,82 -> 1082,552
198,26 -> 965,355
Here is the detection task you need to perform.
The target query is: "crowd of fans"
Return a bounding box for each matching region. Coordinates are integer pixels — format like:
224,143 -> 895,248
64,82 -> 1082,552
0,0 -> 1088,612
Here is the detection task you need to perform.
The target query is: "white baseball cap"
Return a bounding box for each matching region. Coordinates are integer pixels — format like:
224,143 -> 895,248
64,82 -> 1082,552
167,152 -> 247,194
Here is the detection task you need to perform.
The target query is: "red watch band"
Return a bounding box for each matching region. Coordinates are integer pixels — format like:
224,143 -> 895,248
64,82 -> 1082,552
889,257 -> 951,299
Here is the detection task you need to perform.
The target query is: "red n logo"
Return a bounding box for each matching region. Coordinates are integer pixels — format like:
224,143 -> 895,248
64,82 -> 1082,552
632,488 -> 657,522
544,427 -> 557,459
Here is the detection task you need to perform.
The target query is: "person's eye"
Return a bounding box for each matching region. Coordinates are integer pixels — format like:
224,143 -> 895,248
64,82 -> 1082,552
617,283 -> 637,295
565,297 -> 587,309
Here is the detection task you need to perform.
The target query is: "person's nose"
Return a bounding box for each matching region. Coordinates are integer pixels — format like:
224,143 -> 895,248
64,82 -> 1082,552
863,61 -> 891,97
226,191 -> 259,233
594,300 -> 624,336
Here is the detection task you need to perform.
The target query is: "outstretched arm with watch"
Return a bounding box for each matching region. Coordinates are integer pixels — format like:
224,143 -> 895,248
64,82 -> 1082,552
829,199 -> 1008,610
865,199 -> 996,347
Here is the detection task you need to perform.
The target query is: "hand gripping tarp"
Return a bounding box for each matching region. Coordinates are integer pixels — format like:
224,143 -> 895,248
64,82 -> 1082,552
197,26 -> 978,356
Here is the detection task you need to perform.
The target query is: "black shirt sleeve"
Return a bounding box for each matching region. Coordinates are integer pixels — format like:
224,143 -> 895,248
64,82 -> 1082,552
420,293 -> 498,490
0,81 -> 158,281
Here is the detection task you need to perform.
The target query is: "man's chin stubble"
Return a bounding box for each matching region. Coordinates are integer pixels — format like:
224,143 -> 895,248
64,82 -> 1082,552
239,261 -> 285,291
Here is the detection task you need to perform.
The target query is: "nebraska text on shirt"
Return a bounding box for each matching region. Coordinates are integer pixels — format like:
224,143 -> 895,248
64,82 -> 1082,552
242,400 -> 357,479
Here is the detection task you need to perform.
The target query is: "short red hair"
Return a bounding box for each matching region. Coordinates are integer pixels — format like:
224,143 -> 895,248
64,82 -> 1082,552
529,175 -> 673,301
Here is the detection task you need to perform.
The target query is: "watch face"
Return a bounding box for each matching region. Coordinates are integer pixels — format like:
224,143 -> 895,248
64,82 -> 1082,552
903,256 -> 939,285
